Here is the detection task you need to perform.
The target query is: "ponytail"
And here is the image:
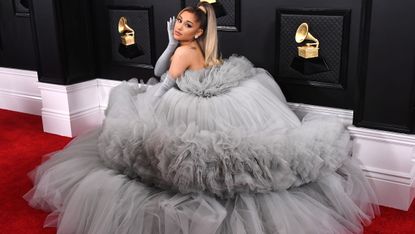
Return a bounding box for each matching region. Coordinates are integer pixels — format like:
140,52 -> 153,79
197,2 -> 222,67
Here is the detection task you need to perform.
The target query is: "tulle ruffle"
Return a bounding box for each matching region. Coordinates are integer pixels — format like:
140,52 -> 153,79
24,130 -> 378,234
99,105 -> 352,198
175,55 -> 256,97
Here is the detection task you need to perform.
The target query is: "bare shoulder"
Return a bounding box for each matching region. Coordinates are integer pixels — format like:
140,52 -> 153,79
169,45 -> 203,77
170,46 -> 194,67
173,45 -> 198,59
168,46 -> 197,78
170,45 -> 197,66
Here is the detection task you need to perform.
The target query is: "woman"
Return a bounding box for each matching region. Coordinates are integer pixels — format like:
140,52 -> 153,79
25,2 -> 379,233
153,2 -> 222,97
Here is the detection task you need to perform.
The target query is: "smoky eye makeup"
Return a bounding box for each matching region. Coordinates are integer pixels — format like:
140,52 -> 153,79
176,17 -> 192,28
176,13 -> 195,28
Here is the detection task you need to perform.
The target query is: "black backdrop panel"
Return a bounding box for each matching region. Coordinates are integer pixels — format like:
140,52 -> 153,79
108,7 -> 155,69
0,0 -> 36,70
13,0 -> 30,17
181,0 -> 241,31
276,9 -> 351,89
81,0 -> 363,106
92,0 -> 180,81
353,0 -> 415,133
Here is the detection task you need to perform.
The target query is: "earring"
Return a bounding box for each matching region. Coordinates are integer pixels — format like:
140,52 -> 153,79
195,35 -> 199,39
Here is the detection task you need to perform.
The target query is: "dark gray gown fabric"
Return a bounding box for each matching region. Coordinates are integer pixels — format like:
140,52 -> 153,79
25,56 -> 379,234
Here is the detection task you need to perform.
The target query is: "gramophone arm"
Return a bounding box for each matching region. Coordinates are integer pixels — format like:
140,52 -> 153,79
305,39 -> 319,48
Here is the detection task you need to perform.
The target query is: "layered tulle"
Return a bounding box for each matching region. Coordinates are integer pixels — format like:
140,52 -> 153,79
25,55 -> 379,234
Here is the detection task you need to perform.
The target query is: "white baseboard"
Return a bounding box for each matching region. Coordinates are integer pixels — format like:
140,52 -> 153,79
349,126 -> 415,210
0,67 -> 41,115
38,80 -> 101,137
287,102 -> 353,125
97,78 -> 121,112
1,69 -> 415,210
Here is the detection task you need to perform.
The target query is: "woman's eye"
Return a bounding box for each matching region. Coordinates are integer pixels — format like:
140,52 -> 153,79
185,24 -> 192,28
176,18 -> 182,23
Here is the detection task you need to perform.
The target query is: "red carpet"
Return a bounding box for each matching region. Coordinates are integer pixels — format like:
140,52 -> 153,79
0,109 -> 71,234
0,108 -> 414,233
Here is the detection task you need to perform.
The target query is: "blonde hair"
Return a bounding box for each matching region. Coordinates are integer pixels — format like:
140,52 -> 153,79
177,3 -> 222,67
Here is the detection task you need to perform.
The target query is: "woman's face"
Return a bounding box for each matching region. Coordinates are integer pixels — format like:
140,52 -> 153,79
174,11 -> 203,42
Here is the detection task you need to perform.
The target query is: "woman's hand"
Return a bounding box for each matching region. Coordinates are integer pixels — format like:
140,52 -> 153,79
154,16 -> 179,77
167,16 -> 178,47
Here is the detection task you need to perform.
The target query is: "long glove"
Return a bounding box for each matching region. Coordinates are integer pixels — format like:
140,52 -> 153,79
153,73 -> 176,97
154,16 -> 179,77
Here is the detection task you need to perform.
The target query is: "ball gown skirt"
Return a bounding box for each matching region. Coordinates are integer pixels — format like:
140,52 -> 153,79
24,56 -> 379,234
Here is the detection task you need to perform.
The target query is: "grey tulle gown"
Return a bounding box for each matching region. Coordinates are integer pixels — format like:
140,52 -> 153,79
24,55 -> 379,234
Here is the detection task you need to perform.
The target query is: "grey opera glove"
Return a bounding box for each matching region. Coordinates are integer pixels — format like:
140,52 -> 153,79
153,73 -> 176,97
154,16 -> 179,77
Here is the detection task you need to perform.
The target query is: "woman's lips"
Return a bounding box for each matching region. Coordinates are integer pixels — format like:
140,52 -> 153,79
174,30 -> 182,36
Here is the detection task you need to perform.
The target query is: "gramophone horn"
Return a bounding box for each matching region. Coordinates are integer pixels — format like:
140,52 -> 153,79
295,22 -> 319,48
295,23 -> 308,43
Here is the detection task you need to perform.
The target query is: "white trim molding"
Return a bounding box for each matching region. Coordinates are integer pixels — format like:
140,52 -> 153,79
37,78 -> 122,137
38,80 -> 102,137
0,67 -> 41,115
287,102 -> 353,125
349,126 -> 415,210
97,78 -> 122,116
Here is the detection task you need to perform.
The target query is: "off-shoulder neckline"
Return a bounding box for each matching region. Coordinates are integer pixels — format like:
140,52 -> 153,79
179,55 -> 247,78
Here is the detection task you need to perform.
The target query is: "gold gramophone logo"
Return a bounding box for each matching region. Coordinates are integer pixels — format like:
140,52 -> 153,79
290,22 -> 329,75
117,16 -> 144,59
295,22 -> 319,59
118,17 -> 135,46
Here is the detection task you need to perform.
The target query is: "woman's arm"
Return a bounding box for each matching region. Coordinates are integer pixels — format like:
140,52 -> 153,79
153,47 -> 192,97
154,17 -> 178,77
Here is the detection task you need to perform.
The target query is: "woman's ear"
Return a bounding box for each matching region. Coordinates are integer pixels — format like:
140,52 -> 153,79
196,29 -> 204,38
